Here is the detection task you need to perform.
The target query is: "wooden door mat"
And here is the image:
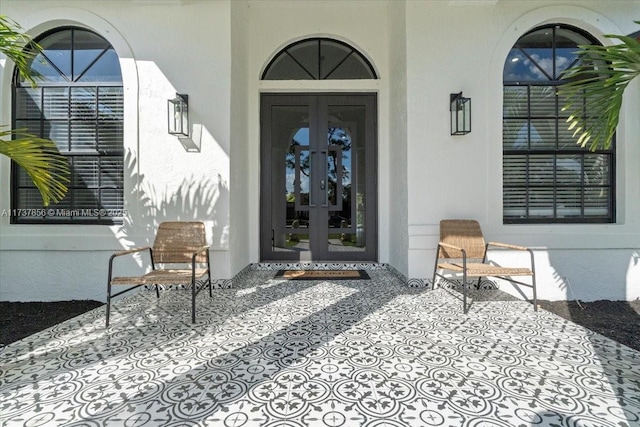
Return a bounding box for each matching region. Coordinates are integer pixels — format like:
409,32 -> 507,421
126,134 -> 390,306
275,270 -> 370,280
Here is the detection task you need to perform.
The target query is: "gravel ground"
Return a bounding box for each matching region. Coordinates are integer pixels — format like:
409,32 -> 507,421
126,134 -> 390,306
537,299 -> 640,351
0,300 -> 104,347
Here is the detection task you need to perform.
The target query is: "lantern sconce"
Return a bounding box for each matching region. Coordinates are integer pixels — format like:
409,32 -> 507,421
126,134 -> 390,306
450,92 -> 471,135
168,93 -> 189,137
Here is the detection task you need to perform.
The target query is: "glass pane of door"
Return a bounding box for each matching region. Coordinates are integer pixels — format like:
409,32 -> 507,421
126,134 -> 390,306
268,104 -> 313,257
326,105 -> 367,254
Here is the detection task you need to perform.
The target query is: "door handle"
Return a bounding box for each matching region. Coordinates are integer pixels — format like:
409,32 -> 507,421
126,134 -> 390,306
320,180 -> 325,190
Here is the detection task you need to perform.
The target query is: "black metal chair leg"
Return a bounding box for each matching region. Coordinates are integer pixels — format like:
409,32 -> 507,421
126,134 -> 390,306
462,273 -> 468,314
207,254 -> 212,297
432,245 -> 441,290
191,274 -> 196,324
106,284 -> 111,328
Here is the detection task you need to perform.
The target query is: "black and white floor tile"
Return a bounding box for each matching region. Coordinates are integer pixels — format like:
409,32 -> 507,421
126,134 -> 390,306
1,267 -> 639,426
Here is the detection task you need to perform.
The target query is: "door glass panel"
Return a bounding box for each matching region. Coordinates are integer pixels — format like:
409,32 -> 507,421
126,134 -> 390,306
327,145 -> 342,210
293,143 -> 310,210
271,106 -> 311,255
326,105 -> 366,253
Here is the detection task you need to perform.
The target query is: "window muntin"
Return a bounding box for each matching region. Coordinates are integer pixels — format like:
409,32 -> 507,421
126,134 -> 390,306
503,25 -> 614,223
12,27 -> 124,224
262,38 -> 377,80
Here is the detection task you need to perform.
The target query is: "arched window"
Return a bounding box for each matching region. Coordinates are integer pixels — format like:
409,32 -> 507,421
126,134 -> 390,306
503,24 -> 614,223
12,27 -> 124,224
262,38 -> 377,80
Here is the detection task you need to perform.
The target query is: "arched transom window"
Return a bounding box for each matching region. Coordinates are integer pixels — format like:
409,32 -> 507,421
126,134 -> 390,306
12,27 -> 124,224
502,24 -> 614,224
262,38 -> 377,80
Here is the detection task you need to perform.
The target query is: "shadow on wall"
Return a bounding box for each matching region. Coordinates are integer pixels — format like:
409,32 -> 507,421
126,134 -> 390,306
115,148 -> 229,250
548,250 -> 632,301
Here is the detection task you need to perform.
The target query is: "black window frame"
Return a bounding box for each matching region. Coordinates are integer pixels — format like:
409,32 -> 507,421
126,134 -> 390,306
11,26 -> 124,225
502,24 -> 615,224
262,37 -> 377,80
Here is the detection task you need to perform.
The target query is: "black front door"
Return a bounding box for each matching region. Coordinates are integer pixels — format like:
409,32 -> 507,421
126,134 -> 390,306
260,93 -> 377,261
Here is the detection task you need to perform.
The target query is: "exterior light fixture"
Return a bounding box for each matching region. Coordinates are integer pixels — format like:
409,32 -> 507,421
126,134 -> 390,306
450,92 -> 471,135
168,93 -> 189,137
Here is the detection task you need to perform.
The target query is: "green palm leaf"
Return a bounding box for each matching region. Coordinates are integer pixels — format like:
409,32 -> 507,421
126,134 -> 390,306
0,15 -> 40,87
559,22 -> 640,151
0,127 -> 69,206
1,16 -> 68,206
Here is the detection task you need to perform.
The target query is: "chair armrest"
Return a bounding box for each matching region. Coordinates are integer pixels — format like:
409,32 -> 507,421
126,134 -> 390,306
189,245 -> 210,263
108,247 -> 153,284
437,242 -> 467,258
486,241 -> 529,251
111,247 -> 152,258
438,242 -> 463,252
486,241 -> 536,273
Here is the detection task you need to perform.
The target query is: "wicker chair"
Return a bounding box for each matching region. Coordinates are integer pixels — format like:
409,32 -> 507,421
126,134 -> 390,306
106,221 -> 212,327
432,219 -> 537,313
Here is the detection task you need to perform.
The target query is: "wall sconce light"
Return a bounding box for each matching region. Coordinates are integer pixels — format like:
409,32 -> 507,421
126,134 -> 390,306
168,93 -> 189,137
450,92 -> 471,135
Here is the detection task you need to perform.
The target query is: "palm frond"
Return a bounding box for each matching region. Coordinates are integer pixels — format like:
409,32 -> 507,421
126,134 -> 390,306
559,22 -> 640,151
0,127 -> 70,206
0,15 -> 41,87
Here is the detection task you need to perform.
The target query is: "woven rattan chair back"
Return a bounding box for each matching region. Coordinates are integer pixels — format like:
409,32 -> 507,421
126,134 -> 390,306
438,219 -> 486,259
152,221 -> 208,264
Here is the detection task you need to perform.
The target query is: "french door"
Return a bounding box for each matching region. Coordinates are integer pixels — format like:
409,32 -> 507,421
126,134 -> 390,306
260,93 -> 377,261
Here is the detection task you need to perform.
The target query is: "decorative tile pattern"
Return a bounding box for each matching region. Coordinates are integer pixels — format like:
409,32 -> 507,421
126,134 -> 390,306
2,268 -> 639,426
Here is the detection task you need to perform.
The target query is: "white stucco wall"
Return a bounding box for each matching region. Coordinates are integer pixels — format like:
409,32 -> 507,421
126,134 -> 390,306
388,1 -> 409,277
0,0 -> 638,303
230,0 -> 251,276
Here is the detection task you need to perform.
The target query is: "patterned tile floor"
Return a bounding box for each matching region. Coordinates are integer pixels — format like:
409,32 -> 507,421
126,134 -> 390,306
1,267 -> 640,426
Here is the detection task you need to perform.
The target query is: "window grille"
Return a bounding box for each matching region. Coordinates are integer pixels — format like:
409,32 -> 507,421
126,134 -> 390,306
12,27 -> 124,224
502,25 -> 614,224
262,38 -> 377,80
